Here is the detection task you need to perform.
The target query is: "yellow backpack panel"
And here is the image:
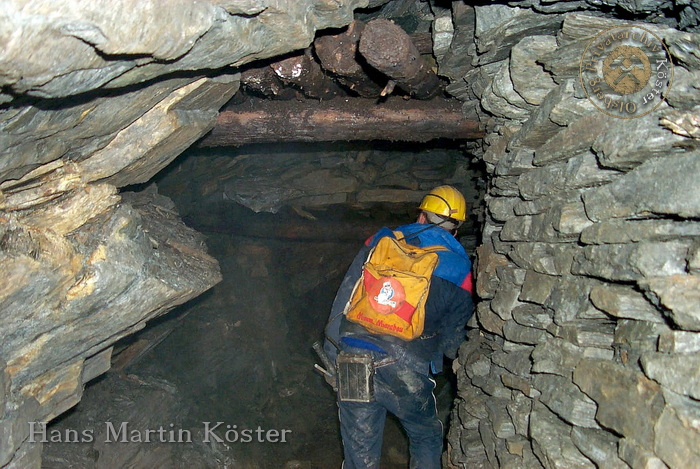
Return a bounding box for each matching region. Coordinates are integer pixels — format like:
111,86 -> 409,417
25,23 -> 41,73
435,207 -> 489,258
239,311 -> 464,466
344,233 -> 445,341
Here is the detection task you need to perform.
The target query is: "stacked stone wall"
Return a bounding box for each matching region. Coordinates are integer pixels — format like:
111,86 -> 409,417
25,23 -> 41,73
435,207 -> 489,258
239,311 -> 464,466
440,5 -> 700,469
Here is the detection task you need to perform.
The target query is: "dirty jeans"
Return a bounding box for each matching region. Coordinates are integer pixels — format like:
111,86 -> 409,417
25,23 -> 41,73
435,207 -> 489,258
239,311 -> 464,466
338,350 -> 442,469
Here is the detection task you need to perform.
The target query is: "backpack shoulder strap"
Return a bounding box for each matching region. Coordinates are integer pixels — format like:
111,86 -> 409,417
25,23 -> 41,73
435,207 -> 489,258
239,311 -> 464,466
392,230 -> 447,252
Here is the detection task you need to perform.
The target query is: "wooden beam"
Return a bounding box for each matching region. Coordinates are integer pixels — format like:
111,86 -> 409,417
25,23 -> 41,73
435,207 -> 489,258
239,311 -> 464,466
198,96 -> 483,147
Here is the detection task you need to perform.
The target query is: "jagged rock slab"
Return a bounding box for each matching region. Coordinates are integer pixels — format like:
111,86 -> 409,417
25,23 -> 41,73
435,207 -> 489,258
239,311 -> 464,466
571,427 -> 629,469
473,5 -> 563,65
582,152 -> 700,221
639,275 -> 700,331
661,107 -> 700,139
573,359 -> 665,448
471,363 -> 513,398
512,303 -> 554,330
492,60 -> 536,113
589,284 -> 663,322
491,277 -> 523,320
508,242 -> 576,276
1,189 -> 221,390
464,60 -> 504,101
514,189 -> 583,216
539,39 -> 590,82
510,35 -> 558,106
618,437 -> 668,469
482,131 -> 511,167
481,64 -> 533,121
581,219 -> 700,245
1,0 -> 366,99
666,30 -> 700,68
502,371 -> 537,398
487,196 -> 519,222
84,76 -> 239,187
507,392 -> 533,437
531,337 -> 589,376
533,373 -> 599,429
505,198 -> 590,242
18,360 -> 84,422
518,151 -> 621,201
658,330 -> 700,353
491,175 -> 522,197
479,418 -> 498,467
504,321 -> 550,345
438,2 -> 475,83
548,92 -> 597,126
0,77 -> 189,183
546,276 -> 609,323
614,319 -> 671,359
533,268 -> 566,305
591,110 -> 689,171
555,12 -> 670,45
485,398 -> 517,438
653,393 -> 700,468
641,352 -> 700,399
507,82 -> 567,150
500,212 -> 565,243
530,402 -> 595,469
475,241 -> 512,299
549,321 -> 615,349
477,302 -> 507,336
665,68 -> 700,110
572,241 -> 692,281
0,396 -> 40,467
495,149 -> 535,177
492,343 -> 533,377
534,114 -> 614,166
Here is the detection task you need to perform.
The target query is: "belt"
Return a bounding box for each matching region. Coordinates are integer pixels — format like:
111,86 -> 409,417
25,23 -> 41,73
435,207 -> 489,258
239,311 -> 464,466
341,337 -> 397,368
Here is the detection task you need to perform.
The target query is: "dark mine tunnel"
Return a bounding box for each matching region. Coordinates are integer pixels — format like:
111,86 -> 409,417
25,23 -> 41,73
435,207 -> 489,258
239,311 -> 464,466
41,137 -> 487,468
1,1 -> 699,469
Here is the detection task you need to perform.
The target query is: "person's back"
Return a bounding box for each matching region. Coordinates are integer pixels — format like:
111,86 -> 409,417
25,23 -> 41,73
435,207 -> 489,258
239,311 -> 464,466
322,186 -> 474,469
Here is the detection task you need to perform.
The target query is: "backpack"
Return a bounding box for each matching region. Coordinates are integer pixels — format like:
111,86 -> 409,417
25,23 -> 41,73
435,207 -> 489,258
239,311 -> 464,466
344,232 -> 446,341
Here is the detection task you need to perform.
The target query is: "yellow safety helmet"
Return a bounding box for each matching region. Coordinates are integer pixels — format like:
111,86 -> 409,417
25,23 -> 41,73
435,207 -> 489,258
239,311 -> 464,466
419,185 -> 467,222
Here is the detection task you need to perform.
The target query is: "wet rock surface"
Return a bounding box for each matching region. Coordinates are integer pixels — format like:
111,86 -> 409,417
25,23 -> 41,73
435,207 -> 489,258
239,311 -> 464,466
441,3 -> 700,468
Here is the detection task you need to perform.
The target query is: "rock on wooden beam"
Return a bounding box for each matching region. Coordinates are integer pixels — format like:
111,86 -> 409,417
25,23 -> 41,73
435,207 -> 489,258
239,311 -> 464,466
313,20 -> 385,98
359,19 -> 442,99
270,49 -> 344,100
240,64 -> 300,100
198,96 -> 484,146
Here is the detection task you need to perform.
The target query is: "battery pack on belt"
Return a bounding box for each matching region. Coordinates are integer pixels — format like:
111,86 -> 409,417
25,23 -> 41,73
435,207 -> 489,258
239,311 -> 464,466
336,351 -> 374,403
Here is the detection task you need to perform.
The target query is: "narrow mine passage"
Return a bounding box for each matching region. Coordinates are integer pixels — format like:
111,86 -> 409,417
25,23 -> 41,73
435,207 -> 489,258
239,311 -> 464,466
5,2 -> 700,469
40,142 -> 485,468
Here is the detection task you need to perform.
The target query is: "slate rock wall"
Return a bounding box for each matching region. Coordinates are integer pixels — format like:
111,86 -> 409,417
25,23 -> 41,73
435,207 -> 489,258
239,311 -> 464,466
437,4 -> 700,469
0,1 -> 366,467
